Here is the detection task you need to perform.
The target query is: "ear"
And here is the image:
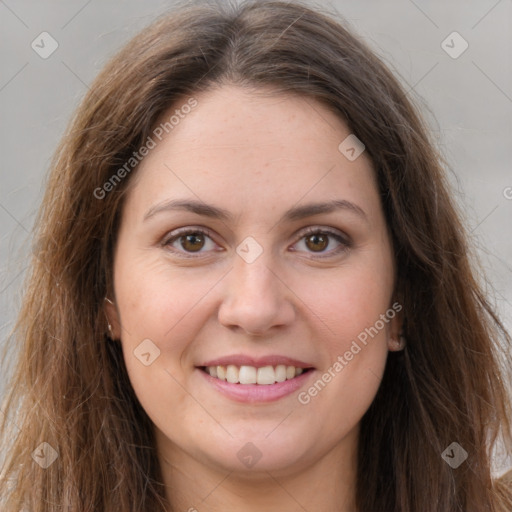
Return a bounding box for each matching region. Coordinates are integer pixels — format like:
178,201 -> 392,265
387,300 -> 405,352
104,297 -> 122,340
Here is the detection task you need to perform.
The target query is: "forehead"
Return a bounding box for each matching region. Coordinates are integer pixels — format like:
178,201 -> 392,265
122,85 -> 380,224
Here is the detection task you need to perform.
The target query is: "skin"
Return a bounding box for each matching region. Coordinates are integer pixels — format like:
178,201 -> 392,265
106,84 -> 403,512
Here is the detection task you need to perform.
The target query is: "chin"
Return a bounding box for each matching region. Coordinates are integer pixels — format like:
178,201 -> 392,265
195,430 -> 314,476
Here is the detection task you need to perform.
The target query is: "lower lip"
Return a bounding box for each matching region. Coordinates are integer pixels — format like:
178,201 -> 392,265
197,368 -> 315,403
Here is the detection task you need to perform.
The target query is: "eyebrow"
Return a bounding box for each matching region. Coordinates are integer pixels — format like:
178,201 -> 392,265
143,198 -> 368,224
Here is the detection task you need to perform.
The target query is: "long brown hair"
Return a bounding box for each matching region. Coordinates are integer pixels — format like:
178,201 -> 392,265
1,1 -> 511,510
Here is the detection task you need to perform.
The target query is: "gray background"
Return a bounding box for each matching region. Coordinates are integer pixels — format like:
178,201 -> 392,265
1,0 -> 511,473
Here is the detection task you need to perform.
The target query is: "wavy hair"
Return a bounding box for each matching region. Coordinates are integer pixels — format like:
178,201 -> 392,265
1,1 -> 511,510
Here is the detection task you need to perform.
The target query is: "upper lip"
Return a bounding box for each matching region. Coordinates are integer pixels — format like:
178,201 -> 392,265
199,354 -> 315,369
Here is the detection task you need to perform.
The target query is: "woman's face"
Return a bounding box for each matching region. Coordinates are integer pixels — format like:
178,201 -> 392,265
107,85 -> 401,476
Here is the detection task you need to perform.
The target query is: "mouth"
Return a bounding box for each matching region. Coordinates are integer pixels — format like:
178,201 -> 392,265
198,364 -> 315,385
195,355 -> 316,402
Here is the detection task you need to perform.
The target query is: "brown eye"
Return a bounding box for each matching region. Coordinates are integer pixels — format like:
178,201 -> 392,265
305,233 -> 329,252
163,228 -> 218,257
292,228 -> 351,258
180,233 -> 205,252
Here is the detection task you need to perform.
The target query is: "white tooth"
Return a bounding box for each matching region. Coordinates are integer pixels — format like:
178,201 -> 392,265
257,365 -> 276,385
275,364 -> 287,382
286,365 -> 296,379
239,365 -> 257,384
295,367 -> 303,376
208,366 -> 217,378
226,364 -> 240,384
217,365 -> 226,381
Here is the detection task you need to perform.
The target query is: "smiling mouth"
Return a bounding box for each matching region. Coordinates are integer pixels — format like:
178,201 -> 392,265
198,364 -> 314,385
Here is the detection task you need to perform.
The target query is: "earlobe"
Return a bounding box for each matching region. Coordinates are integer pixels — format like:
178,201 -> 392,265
387,300 -> 406,351
104,297 -> 121,340
388,334 -> 407,351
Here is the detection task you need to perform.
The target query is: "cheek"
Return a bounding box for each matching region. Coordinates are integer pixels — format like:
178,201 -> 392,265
114,262 -> 208,428
299,254 -> 394,349
113,256 -> 226,414
295,292 -> 390,442
114,252 -> 215,343
293,249 -> 393,418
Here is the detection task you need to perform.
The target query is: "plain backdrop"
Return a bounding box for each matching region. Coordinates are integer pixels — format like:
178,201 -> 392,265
1,0 -> 511,473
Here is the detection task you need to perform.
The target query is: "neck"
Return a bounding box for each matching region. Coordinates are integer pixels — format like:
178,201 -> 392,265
155,428 -> 359,512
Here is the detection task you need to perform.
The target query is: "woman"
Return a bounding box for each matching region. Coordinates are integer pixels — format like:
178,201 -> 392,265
1,1 -> 511,510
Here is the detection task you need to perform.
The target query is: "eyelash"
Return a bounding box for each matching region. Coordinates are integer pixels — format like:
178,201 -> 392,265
161,226 -> 351,259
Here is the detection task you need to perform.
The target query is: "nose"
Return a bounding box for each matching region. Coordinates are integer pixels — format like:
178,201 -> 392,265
217,251 -> 296,336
